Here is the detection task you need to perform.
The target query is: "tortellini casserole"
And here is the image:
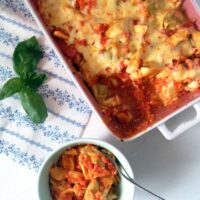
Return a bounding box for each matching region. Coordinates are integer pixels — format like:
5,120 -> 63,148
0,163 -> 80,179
37,0 -> 200,139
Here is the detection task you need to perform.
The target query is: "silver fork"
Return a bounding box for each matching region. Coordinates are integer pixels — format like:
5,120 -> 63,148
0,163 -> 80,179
102,151 -> 166,200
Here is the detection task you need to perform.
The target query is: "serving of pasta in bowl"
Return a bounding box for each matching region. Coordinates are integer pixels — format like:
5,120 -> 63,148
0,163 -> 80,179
38,139 -> 134,200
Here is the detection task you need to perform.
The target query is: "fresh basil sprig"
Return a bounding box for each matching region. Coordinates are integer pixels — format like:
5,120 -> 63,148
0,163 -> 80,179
0,36 -> 48,124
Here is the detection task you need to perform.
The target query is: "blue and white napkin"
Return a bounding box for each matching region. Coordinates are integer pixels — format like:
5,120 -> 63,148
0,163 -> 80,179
0,0 -> 92,172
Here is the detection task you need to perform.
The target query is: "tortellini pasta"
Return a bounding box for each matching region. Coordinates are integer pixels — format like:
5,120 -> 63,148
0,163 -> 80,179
49,145 -> 119,200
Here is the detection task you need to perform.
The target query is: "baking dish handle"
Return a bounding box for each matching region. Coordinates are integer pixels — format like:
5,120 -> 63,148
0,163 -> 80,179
157,102 -> 200,140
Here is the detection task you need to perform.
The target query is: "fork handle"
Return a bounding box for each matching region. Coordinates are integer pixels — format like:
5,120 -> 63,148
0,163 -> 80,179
119,161 -> 165,199
126,176 -> 166,200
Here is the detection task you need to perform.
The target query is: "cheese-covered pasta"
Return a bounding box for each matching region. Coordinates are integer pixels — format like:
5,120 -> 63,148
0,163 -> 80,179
37,0 -> 200,139
49,145 -> 119,200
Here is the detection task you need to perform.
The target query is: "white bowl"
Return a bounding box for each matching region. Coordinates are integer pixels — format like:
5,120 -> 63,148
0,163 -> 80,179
38,138 -> 135,200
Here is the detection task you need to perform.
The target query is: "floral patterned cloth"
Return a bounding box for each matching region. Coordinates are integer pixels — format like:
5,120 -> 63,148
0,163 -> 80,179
0,0 -> 92,172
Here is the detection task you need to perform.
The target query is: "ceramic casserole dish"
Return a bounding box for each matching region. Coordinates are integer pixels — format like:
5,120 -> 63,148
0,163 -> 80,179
25,0 -> 200,141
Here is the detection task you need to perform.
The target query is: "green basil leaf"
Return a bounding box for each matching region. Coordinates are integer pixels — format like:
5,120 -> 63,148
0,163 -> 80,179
13,36 -> 43,78
20,87 -> 48,124
0,77 -> 25,100
24,72 -> 48,90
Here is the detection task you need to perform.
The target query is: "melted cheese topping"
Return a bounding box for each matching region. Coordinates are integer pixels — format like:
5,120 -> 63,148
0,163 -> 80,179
38,0 -> 200,107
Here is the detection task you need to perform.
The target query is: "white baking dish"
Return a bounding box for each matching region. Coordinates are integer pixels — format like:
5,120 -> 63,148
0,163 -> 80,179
25,0 -> 200,141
